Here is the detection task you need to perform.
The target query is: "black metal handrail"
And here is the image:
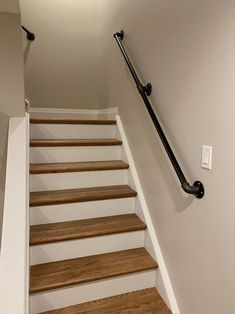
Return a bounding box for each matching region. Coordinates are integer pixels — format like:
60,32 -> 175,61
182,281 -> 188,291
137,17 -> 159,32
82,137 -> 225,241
22,26 -> 35,41
113,30 -> 205,199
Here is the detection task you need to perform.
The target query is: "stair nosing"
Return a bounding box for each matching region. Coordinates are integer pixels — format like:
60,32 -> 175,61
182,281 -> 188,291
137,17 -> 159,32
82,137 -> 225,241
30,160 -> 129,175
30,119 -> 117,125
30,214 -> 147,246
30,185 -> 137,207
30,139 -> 122,147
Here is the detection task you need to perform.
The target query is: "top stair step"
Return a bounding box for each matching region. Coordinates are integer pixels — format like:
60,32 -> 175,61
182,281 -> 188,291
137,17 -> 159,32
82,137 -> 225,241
30,120 -> 117,141
30,119 -> 116,125
30,139 -> 122,147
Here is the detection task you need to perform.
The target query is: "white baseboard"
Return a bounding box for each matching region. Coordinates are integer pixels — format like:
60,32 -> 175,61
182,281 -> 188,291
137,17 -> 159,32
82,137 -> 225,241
116,115 -> 180,314
29,107 -> 118,120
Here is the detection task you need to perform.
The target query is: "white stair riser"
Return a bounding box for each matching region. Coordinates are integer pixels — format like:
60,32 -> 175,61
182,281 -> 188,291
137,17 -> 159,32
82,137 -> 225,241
30,124 -> 116,140
30,170 -> 128,192
30,198 -> 136,225
29,270 -> 156,313
30,146 -> 121,163
30,231 -> 145,265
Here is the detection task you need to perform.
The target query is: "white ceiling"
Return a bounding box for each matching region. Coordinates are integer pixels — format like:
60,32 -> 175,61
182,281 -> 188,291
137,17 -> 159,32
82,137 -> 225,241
0,0 -> 20,14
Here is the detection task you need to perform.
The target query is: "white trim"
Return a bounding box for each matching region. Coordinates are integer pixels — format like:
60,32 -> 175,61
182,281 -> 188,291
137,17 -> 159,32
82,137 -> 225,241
0,117 -> 28,314
25,113 -> 30,314
116,115 -> 180,314
96,108 -> 118,115
28,107 -> 118,116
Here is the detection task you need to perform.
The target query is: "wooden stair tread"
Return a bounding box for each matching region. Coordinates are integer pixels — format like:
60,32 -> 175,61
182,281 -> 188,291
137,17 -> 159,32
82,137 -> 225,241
30,139 -> 122,147
39,288 -> 171,314
30,119 -> 116,125
30,160 -> 129,174
30,214 -> 146,245
30,185 -> 137,207
30,248 -> 158,294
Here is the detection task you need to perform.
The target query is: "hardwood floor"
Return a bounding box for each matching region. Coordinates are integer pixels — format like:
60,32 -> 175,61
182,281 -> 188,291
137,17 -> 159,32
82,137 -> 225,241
30,248 -> 158,294
39,288 -> 171,314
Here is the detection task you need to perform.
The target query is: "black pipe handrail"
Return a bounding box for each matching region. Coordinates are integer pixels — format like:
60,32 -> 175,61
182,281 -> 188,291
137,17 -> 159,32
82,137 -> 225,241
113,30 -> 205,199
22,26 -> 35,41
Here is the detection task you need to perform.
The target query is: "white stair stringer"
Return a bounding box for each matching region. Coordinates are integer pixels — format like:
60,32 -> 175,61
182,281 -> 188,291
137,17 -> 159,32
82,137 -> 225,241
30,169 -> 128,192
29,270 -> 156,314
116,115 -> 179,314
30,124 -> 116,140
30,231 -> 145,265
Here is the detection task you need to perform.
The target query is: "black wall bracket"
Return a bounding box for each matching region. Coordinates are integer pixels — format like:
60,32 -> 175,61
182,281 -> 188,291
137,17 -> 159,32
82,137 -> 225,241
22,26 -> 35,41
143,83 -> 152,96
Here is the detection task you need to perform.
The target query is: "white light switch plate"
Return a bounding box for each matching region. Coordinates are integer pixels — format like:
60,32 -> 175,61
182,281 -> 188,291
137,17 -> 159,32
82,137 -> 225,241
202,146 -> 212,170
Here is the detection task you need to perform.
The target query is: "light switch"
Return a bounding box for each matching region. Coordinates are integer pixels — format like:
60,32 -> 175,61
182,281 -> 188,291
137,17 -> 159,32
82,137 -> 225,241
202,146 -> 212,170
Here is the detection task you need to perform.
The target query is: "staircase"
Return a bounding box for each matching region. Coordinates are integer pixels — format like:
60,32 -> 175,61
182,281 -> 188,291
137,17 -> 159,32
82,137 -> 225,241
29,117 -> 171,313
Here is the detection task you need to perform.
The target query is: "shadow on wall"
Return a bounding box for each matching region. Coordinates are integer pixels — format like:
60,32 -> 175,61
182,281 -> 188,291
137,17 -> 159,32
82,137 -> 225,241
0,113 -> 9,249
24,40 -> 32,64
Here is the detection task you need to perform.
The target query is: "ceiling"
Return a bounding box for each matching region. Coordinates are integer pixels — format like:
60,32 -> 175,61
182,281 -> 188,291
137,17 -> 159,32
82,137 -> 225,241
0,0 -> 20,14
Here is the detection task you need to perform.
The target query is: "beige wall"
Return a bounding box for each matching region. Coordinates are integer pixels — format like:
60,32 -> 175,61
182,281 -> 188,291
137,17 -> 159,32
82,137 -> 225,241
20,0 -> 100,109
98,1 -> 235,313
0,12 -> 25,116
0,0 -> 20,14
0,113 -> 9,246
0,11 -> 25,245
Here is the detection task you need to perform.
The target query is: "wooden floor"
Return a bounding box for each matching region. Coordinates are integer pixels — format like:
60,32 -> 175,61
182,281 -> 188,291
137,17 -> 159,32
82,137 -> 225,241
30,185 -> 137,207
30,139 -> 122,147
30,214 -> 147,245
30,248 -> 158,294
30,160 -> 129,174
39,288 -> 171,314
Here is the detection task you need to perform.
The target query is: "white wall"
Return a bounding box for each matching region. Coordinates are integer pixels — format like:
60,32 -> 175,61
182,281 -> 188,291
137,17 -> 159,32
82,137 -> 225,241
20,0 -> 100,109
98,1 -> 235,313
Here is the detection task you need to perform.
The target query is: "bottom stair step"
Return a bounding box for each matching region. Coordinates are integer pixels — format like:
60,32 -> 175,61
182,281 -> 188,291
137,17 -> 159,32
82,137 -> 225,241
39,288 -> 171,314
